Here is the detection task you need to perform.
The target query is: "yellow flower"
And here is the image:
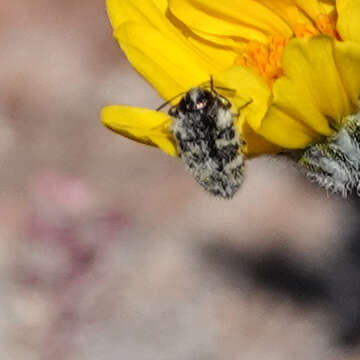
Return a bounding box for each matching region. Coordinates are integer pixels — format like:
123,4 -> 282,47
101,0 -> 360,159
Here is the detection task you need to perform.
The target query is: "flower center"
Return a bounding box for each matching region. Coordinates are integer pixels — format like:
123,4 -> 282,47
235,13 -> 339,86
234,34 -> 287,86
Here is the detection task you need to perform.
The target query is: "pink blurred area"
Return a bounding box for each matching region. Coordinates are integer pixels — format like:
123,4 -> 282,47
0,1 -> 356,360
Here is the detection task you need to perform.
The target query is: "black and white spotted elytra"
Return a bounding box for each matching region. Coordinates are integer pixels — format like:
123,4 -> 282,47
168,86 -> 247,199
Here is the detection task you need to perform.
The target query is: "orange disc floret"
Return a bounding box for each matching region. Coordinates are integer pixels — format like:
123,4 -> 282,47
235,13 -> 340,87
235,35 -> 287,86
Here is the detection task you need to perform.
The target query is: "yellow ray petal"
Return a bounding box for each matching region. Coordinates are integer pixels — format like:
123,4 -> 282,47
333,41 -> 360,109
319,0 -> 336,14
241,121 -> 281,156
166,9 -> 238,69
186,29 -> 247,50
107,0 -> 231,73
271,36 -> 351,135
168,0 -> 293,45
186,35 -> 238,70
115,22 -> 213,100
256,0 -> 314,30
336,0 -> 360,43
293,0 -> 329,20
106,0 -> 167,32
259,106 -> 321,148
101,105 -> 177,156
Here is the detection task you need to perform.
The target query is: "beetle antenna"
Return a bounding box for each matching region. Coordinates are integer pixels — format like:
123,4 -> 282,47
156,91 -> 186,111
200,77 -> 236,96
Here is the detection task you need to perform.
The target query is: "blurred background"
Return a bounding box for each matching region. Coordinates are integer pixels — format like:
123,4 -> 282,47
1,1 -> 360,359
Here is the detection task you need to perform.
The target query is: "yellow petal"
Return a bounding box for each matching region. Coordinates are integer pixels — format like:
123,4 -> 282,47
333,40 -> 360,108
258,106 -> 321,148
241,121 -> 281,156
168,0 -> 293,45
319,0 -> 336,14
186,35 -> 238,70
101,105 -> 177,156
107,0 -> 234,73
186,29 -> 247,50
115,22 -> 212,100
106,0 -> 168,32
271,36 -> 351,136
336,0 -> 360,43
293,0 -> 330,20
256,0 -> 315,30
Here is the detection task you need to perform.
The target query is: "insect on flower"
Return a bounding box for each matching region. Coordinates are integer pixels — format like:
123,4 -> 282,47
158,78 -> 252,199
103,0 -> 360,198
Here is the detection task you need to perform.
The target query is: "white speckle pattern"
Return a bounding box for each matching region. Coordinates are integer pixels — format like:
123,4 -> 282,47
169,87 -> 245,199
299,111 -> 360,197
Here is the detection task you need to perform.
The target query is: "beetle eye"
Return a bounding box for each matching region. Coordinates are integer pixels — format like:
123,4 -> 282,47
195,100 -> 207,110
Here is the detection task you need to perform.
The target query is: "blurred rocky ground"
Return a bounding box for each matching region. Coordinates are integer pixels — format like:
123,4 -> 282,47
0,1 -> 360,359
